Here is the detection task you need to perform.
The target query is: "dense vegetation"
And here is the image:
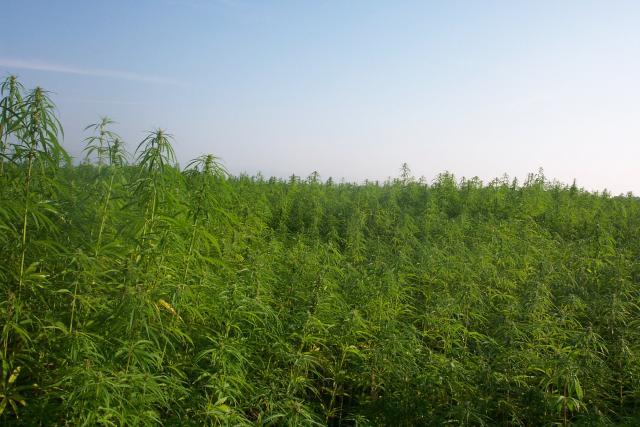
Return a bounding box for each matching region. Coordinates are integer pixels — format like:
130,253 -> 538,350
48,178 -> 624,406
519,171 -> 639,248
1,76 -> 639,426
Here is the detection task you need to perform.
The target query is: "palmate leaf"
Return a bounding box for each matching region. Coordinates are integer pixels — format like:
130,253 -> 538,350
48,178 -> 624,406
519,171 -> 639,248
19,262 -> 48,285
82,117 -> 125,167
16,87 -> 69,166
0,364 -> 28,417
135,129 -> 177,172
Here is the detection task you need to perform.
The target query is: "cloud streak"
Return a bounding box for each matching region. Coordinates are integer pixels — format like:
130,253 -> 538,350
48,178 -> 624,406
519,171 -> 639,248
0,57 -> 180,85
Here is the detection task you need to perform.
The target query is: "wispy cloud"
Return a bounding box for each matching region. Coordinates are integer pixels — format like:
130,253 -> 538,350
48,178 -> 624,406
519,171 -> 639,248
165,0 -> 241,7
57,96 -> 146,106
0,57 -> 180,85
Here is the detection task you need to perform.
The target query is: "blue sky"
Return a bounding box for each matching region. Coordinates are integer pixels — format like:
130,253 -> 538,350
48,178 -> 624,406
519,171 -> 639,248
2,0 -> 640,193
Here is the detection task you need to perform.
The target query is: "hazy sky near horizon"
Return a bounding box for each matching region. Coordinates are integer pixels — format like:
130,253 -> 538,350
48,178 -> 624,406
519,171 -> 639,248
1,0 -> 639,194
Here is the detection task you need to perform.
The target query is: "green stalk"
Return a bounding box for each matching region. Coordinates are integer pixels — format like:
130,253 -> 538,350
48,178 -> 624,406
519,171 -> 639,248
95,172 -> 116,256
182,183 -> 206,283
149,187 -> 157,234
182,216 -> 199,283
138,185 -> 157,256
0,122 -> 5,176
18,150 -> 34,292
69,279 -> 79,335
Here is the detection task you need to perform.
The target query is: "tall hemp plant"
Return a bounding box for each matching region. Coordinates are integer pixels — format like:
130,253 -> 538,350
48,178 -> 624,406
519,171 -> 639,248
82,117 -> 127,255
0,78 -> 69,419
182,154 -> 228,287
0,75 -> 24,176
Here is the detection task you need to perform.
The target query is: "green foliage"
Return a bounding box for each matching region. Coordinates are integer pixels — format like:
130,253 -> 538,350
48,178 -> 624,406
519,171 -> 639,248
1,77 -> 640,425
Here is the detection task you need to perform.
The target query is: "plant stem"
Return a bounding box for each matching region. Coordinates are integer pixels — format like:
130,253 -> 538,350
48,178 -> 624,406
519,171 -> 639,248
18,151 -> 34,292
95,172 -> 115,257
